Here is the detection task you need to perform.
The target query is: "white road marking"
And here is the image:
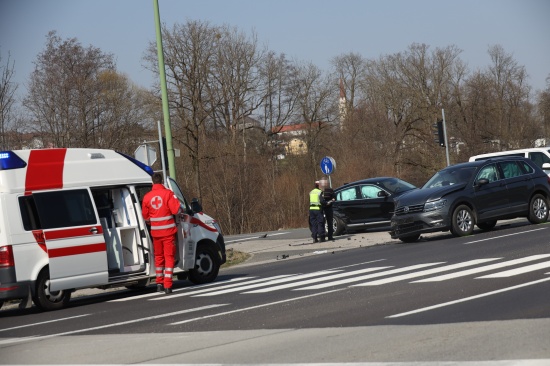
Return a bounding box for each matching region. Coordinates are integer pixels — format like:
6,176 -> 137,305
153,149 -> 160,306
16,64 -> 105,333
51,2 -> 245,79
150,275 -> 294,300
387,277 -> 550,318
353,259 -> 500,286
224,232 -> 290,243
194,270 -> 341,296
244,266 -> 392,293
0,314 -> 90,332
464,227 -> 547,244
477,260 -> 550,278
170,289 -> 345,325
413,254 -> 550,282
297,263 -> 443,290
0,304 -> 228,345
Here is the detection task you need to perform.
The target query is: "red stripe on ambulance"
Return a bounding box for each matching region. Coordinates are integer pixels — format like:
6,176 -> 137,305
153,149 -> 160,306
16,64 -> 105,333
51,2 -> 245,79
48,243 -> 106,258
25,148 -> 67,192
44,226 -> 104,240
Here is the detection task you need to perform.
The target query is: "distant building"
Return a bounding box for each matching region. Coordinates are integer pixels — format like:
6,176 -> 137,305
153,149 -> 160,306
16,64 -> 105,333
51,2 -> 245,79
270,122 -> 324,157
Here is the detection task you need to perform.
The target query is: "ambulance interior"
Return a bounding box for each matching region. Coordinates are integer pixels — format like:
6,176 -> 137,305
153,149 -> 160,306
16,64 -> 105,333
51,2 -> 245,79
92,187 -> 147,275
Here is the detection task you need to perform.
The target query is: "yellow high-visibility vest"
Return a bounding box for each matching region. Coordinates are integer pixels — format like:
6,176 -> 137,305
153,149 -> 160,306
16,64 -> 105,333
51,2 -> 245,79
309,188 -> 322,210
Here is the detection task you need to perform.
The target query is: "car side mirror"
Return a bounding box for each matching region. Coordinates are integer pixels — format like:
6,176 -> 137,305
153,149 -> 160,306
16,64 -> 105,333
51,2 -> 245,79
191,198 -> 202,213
377,191 -> 389,198
542,163 -> 550,170
476,178 -> 489,187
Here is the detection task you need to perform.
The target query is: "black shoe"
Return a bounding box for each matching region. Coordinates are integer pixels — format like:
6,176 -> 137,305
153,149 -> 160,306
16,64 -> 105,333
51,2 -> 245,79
313,238 -> 319,243
157,284 -> 164,293
165,288 -> 172,294
328,236 -> 334,241
320,237 -> 326,242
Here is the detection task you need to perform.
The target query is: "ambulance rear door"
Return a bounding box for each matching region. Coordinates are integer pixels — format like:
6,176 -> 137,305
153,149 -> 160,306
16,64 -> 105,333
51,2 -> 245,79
31,188 -> 108,291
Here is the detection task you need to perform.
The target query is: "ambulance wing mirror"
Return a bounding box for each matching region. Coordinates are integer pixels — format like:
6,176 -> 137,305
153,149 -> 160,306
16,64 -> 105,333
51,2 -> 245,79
191,198 -> 202,213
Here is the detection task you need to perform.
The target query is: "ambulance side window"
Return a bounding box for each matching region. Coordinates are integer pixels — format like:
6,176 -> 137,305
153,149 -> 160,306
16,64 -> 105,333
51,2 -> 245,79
19,189 -> 97,230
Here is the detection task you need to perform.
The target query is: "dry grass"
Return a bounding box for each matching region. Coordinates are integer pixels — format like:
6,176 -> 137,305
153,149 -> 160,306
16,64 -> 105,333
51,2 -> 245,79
221,248 -> 251,268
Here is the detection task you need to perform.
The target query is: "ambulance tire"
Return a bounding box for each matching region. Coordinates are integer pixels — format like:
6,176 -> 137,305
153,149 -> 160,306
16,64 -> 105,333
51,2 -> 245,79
125,279 -> 149,290
188,243 -> 220,285
0,301 -> 3,310
33,269 -> 71,311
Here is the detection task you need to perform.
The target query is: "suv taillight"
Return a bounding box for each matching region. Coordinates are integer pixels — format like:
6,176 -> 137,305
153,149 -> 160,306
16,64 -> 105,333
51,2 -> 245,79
0,245 -> 15,268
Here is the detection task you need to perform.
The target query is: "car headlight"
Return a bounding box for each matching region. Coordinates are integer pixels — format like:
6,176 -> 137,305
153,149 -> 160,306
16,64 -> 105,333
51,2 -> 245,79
209,220 -> 222,234
424,199 -> 447,212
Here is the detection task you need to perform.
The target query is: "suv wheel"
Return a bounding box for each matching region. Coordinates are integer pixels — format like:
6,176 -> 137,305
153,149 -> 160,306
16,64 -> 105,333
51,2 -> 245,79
477,220 -> 497,231
399,234 -> 420,243
451,205 -> 474,236
528,194 -> 549,224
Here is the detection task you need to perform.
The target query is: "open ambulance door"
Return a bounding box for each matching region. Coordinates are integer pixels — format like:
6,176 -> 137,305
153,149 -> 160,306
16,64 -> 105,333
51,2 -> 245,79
32,188 -> 109,291
166,177 -> 196,270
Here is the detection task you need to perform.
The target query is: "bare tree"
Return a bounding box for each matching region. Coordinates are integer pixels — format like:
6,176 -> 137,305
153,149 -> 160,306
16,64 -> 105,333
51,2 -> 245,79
23,31 -> 115,148
331,52 -> 368,123
0,51 -> 18,150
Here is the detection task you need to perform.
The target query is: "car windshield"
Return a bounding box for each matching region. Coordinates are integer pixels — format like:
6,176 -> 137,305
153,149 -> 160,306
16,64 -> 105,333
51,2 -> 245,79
379,178 -> 416,193
423,166 -> 477,189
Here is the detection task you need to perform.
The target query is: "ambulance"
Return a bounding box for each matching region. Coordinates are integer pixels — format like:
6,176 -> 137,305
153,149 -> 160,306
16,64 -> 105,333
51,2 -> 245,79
0,148 -> 226,311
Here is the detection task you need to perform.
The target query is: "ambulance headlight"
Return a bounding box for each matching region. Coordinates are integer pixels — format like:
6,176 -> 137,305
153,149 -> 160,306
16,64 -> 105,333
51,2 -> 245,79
209,220 -> 222,234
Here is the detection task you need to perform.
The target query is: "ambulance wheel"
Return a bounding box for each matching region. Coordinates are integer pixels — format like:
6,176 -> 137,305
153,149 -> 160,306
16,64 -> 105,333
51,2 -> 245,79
188,244 -> 220,285
125,279 -> 149,290
33,269 -> 71,311
0,301 -> 3,310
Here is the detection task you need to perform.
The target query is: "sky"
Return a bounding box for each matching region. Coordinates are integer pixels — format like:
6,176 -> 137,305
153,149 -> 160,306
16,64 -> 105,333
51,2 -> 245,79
1,0 -> 549,102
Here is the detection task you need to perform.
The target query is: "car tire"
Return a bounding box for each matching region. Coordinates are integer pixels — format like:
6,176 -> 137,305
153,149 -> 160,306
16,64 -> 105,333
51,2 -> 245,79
33,269 -> 71,311
399,234 -> 420,243
451,204 -> 474,236
528,194 -> 549,224
333,217 -> 345,236
188,243 -> 220,285
477,220 -> 497,231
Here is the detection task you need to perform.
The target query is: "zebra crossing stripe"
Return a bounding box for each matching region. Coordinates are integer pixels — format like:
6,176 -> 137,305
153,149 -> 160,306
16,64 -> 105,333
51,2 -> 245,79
412,254 -> 550,282
244,266 -> 392,293
477,260 -> 550,278
296,262 -> 444,290
352,258 -> 500,286
151,275 -> 295,300
194,270 -> 341,297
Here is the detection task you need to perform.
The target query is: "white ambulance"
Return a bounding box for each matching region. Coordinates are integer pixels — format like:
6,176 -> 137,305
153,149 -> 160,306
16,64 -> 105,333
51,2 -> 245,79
0,148 -> 226,311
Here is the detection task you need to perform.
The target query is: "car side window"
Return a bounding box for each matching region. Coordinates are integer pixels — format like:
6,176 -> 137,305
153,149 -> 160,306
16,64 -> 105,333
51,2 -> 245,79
499,161 -> 523,179
477,164 -> 499,183
528,152 -> 550,170
361,185 -> 382,199
520,161 -> 534,174
338,187 -> 358,201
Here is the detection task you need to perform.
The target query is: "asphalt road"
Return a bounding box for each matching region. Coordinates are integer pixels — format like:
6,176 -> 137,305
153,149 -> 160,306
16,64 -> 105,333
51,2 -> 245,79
1,221 -> 550,365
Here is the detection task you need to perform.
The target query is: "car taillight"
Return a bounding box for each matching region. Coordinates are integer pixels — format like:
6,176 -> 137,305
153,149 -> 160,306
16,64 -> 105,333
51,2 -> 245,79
0,245 -> 15,268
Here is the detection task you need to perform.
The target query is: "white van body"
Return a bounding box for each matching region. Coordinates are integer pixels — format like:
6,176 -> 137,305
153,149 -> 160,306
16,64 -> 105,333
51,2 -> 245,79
0,148 -> 225,311
469,147 -> 550,176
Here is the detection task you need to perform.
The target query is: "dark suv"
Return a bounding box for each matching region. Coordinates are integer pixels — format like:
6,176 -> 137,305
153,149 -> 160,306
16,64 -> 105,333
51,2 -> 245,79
390,157 -> 550,242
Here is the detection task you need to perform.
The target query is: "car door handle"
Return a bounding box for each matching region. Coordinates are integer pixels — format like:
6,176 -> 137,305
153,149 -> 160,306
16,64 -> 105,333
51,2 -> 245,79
89,227 -> 98,234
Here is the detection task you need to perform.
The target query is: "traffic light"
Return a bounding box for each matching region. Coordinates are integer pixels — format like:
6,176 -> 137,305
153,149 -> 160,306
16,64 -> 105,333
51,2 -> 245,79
433,120 -> 445,147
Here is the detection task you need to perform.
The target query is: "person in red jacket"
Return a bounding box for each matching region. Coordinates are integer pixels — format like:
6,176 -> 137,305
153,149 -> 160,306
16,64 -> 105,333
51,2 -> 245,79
142,172 -> 182,294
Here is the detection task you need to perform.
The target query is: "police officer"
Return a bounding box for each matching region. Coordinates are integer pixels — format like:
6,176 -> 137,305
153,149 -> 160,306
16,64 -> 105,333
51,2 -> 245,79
309,180 -> 325,243
320,178 -> 336,241
142,172 -> 181,294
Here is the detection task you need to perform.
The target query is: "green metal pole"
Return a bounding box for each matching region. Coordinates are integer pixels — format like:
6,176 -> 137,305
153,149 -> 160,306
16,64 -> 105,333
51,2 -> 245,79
153,0 -> 176,178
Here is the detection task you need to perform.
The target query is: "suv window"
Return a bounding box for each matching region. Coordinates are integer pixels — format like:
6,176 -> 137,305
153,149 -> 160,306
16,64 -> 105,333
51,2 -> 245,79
337,186 -> 358,201
19,189 -> 97,230
360,185 -> 383,199
499,161 -> 523,179
476,164 -> 500,183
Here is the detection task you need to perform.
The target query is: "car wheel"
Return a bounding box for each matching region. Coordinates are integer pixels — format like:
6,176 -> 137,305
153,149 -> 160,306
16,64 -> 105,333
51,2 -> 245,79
33,269 -> 71,311
188,243 -> 220,285
333,218 -> 345,236
451,205 -> 474,236
477,220 -> 497,231
399,234 -> 420,243
528,194 -> 549,224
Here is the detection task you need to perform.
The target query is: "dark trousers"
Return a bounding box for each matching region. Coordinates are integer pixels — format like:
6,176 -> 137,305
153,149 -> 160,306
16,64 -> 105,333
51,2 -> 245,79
324,207 -> 334,239
309,209 -> 325,239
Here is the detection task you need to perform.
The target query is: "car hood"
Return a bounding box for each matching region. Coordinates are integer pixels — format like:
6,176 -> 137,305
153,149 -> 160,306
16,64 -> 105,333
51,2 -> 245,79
395,184 -> 466,206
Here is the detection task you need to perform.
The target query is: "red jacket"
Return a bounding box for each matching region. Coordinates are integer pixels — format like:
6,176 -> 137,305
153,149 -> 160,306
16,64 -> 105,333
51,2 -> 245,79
142,184 -> 181,238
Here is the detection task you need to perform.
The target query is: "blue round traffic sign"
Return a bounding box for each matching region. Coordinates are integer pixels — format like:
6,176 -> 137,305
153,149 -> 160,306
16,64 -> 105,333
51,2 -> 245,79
320,156 -> 336,175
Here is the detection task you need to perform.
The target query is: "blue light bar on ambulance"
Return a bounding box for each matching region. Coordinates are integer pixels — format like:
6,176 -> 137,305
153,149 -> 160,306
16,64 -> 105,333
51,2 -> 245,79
0,151 -> 27,170
117,151 -> 154,176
